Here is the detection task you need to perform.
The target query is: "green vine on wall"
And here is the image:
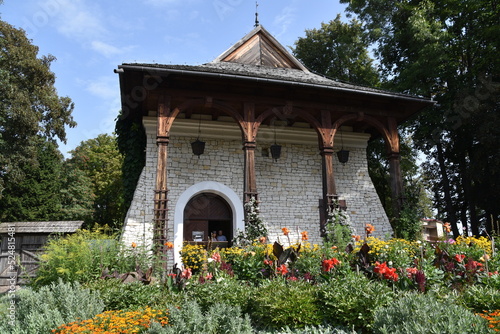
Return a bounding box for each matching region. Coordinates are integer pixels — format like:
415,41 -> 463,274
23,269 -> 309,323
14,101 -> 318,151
233,196 -> 269,246
115,111 -> 146,214
323,202 -> 356,250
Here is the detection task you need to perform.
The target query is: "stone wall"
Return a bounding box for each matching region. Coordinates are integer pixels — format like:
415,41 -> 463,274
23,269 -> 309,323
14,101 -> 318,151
121,117 -> 391,266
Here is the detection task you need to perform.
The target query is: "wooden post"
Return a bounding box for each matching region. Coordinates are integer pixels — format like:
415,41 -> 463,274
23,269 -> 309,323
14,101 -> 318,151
154,96 -> 170,263
386,117 -> 404,218
319,110 -> 337,236
242,102 -> 258,203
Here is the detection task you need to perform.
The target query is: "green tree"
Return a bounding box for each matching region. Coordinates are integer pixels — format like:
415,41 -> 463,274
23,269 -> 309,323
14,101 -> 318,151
293,14 -> 380,86
341,0 -> 500,235
0,18 -> 75,199
68,134 -> 125,228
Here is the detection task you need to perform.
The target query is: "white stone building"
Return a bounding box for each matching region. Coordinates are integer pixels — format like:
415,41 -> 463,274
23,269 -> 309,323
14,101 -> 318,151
115,25 -> 432,267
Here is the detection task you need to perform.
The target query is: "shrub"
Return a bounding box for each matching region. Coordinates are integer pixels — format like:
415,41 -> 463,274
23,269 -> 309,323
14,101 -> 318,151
87,279 -> 173,311
316,272 -> 396,331
256,325 -> 358,334
147,301 -> 253,334
456,284 -> 500,313
33,229 -> 146,287
0,279 -> 104,334
372,293 -> 492,334
249,279 -> 323,329
185,278 -> 255,313
180,243 -> 207,273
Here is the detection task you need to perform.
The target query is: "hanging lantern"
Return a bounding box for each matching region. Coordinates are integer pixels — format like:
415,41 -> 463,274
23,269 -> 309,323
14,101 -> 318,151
191,139 -> 205,157
191,114 -> 205,157
337,149 -> 349,164
270,143 -> 281,161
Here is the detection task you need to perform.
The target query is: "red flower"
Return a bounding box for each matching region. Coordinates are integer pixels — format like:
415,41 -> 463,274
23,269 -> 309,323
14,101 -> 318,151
374,261 -> 399,281
276,264 -> 288,275
322,258 -> 340,272
287,276 -> 298,281
454,254 -> 466,263
264,259 -> 273,266
406,267 -> 418,278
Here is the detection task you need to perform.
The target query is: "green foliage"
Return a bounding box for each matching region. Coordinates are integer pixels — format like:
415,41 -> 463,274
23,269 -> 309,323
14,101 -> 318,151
324,205 -> 355,250
293,14 -> 380,87
68,133 -> 125,228
87,279 -> 170,311
0,19 -> 75,201
147,301 -> 253,334
185,278 -> 255,313
373,293 -> 492,334
456,285 -> 500,313
234,196 -> 269,246
317,273 -> 396,331
115,110 -> 146,214
33,229 -> 139,287
0,280 -> 104,334
257,326 -> 358,334
249,279 -> 323,329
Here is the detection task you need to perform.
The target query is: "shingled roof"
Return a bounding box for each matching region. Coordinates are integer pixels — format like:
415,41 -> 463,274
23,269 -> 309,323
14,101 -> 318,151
0,221 -> 83,234
119,24 -> 431,104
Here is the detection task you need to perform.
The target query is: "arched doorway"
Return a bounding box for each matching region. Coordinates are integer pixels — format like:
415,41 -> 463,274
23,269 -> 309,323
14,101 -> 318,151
183,193 -> 233,244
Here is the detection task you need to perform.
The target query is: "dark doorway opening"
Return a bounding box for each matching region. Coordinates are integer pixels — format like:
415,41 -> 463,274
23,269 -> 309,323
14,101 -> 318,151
183,193 -> 233,246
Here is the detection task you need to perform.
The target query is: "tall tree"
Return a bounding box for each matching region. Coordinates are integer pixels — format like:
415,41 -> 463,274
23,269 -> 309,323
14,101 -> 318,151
68,134 -> 125,228
341,0 -> 500,235
293,14 -> 380,86
0,18 -> 75,199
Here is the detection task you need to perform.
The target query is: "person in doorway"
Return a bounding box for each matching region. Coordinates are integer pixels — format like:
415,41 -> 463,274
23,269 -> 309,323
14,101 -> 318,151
216,230 -> 227,241
210,231 -> 217,241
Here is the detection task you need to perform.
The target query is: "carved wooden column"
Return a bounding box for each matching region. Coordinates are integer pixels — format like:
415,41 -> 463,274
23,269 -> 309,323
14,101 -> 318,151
241,102 -> 259,203
154,96 -> 170,259
386,117 -> 404,218
319,110 -> 338,236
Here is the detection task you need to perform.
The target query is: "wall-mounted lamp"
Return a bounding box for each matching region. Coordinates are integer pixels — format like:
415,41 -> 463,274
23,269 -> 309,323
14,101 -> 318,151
191,115 -> 205,157
336,129 -> 349,164
270,122 -> 281,161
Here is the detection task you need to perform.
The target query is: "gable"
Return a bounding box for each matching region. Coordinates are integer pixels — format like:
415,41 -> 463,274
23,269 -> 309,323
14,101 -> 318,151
212,25 -> 309,71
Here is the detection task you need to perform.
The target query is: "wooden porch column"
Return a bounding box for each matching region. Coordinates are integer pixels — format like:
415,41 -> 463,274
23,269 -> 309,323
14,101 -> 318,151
386,117 -> 404,218
154,96 -> 170,258
319,110 -> 337,236
242,102 -> 259,203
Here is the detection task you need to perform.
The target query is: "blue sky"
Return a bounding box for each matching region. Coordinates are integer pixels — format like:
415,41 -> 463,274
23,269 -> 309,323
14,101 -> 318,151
1,0 -> 347,157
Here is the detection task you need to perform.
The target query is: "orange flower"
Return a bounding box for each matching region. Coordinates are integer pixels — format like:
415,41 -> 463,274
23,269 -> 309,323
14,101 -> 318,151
365,224 -> 375,235
259,236 -> 267,244
352,235 -> 361,241
276,264 -> 288,275
443,222 -> 451,233
301,231 -> 309,241
131,242 -> 137,248
282,227 -> 290,236
164,241 -> 174,249
322,258 -> 341,272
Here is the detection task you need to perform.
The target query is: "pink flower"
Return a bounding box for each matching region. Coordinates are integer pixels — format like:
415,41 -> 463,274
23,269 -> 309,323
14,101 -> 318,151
211,252 -> 221,263
181,268 -> 192,279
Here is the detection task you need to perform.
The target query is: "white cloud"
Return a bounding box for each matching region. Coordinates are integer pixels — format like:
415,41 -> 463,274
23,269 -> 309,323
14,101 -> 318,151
91,40 -> 134,58
85,76 -> 118,100
45,0 -> 108,40
273,4 -> 298,37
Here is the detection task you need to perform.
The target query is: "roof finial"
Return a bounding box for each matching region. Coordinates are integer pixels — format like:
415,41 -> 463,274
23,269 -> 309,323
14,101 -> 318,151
254,1 -> 260,27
